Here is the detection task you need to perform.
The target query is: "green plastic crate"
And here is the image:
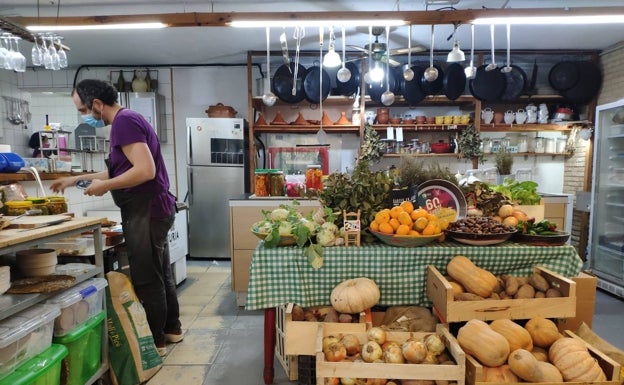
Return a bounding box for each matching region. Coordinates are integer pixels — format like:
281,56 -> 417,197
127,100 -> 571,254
0,344 -> 68,385
52,311 -> 105,385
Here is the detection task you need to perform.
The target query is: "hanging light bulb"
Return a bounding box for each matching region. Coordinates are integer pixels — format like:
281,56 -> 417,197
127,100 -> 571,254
368,60 -> 385,83
322,27 -> 341,68
446,24 -> 465,63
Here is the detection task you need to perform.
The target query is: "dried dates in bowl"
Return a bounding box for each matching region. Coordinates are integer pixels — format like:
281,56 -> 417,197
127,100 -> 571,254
445,217 -> 516,246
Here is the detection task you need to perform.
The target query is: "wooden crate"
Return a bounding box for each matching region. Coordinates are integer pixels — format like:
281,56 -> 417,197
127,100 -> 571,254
316,324 -> 466,385
426,265 -> 577,323
465,330 -> 622,385
276,304 -> 298,381
284,303 -> 368,355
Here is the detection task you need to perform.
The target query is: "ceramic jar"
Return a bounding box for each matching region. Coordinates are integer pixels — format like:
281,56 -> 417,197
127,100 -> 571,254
538,103 -> 549,124
515,109 -> 527,124
526,103 -> 538,123
481,108 -> 494,124
504,110 -> 515,125
376,108 -> 389,124
494,111 -> 504,124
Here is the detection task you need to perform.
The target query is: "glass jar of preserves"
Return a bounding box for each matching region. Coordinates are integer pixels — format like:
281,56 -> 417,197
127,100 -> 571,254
5,201 -> 33,216
268,170 -> 285,196
26,197 -> 50,215
254,169 -> 269,197
305,165 -> 323,191
47,196 -> 68,214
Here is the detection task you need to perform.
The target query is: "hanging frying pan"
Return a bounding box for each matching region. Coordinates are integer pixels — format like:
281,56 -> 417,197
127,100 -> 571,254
303,65 -> 331,104
272,63 -> 307,103
561,61 -> 602,104
548,61 -> 580,92
420,64 -> 444,95
335,61 -> 360,96
443,63 -> 466,101
368,69 -> 398,104
401,65 -> 426,105
501,64 -> 527,101
469,64 -> 506,102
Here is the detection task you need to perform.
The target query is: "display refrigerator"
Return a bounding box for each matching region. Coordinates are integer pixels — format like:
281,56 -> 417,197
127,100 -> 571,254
588,99 -> 624,298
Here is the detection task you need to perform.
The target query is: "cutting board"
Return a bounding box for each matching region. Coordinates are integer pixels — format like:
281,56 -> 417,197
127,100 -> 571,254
7,214 -> 73,229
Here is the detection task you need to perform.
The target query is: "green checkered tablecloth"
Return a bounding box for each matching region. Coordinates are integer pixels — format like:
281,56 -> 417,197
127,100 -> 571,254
245,241 -> 583,310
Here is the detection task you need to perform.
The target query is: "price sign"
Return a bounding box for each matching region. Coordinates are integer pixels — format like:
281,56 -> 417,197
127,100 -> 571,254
416,180 -> 467,222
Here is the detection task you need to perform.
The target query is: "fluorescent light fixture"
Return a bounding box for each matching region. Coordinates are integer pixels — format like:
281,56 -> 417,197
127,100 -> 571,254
27,22 -> 167,31
473,15 -> 624,25
230,19 -> 405,28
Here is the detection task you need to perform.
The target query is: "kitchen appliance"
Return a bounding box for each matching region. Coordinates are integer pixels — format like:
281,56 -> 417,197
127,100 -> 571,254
588,99 -> 624,298
118,92 -> 166,141
186,118 -> 249,259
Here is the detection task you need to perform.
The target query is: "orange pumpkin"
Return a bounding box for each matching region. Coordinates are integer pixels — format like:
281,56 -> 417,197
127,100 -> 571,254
549,337 -> 607,382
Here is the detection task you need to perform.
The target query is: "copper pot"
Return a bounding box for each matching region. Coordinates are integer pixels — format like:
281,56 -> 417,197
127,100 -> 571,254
206,103 -> 237,118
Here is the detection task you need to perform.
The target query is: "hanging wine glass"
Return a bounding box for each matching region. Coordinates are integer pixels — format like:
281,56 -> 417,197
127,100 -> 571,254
1,34 -> 13,70
11,37 -> 26,72
48,36 -> 60,70
56,37 -> 67,68
0,34 -> 9,70
42,36 -> 52,69
31,35 -> 42,66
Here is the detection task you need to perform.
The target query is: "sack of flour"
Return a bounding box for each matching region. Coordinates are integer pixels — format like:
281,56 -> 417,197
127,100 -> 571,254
106,271 -> 162,385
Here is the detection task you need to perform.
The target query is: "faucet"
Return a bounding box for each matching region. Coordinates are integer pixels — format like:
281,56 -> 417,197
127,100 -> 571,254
23,166 -> 47,198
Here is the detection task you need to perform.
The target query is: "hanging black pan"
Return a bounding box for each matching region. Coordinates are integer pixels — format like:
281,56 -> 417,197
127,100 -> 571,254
420,64 -> 445,95
303,65 -> 331,104
561,61 -> 602,104
367,69 -> 398,104
469,65 -> 506,102
501,64 -> 527,101
549,61 -> 580,92
335,62 -> 360,97
272,62 -> 307,103
443,63 -> 466,101
401,65 -> 426,105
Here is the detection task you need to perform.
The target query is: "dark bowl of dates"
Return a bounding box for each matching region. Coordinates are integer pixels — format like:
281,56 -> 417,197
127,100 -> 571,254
513,231 -> 570,246
445,217 -> 517,246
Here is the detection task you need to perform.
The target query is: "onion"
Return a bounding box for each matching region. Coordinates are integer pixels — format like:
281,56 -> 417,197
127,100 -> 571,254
381,340 -> 401,352
402,340 -> 427,364
325,342 -> 347,362
425,334 -> 446,355
366,327 -> 387,345
366,379 -> 388,385
361,341 -> 383,362
383,345 -> 405,364
341,334 -> 361,356
323,335 -> 340,351
341,377 -> 357,385
423,352 -> 439,365
326,378 -> 340,385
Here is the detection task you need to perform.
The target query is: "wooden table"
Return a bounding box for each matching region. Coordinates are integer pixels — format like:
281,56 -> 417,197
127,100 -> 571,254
246,241 -> 584,384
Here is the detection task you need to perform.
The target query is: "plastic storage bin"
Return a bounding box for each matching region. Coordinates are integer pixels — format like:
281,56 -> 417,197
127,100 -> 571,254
0,304 -> 60,380
0,344 -> 68,385
45,278 -> 107,336
43,237 -> 88,256
52,311 -> 105,385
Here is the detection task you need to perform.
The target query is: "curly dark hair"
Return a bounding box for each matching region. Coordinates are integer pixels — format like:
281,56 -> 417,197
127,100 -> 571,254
72,79 -> 118,108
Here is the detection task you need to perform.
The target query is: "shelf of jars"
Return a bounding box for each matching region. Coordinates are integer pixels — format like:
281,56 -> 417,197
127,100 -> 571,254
252,124 -> 360,133
372,124 -> 467,132
251,95 -> 356,109
382,153 -> 460,158
479,123 -> 575,132
364,95 -> 476,107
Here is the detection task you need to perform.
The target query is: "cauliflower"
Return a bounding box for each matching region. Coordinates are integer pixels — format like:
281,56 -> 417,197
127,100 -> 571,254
299,218 -> 317,233
255,220 -> 273,233
270,208 -> 289,221
278,222 -> 293,236
316,228 -> 336,246
321,221 -> 339,234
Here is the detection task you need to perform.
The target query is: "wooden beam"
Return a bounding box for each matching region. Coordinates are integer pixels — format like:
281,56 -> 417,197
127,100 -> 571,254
8,7 -> 624,28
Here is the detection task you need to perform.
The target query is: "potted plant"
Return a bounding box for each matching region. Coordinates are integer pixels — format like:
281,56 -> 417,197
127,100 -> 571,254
495,146 -> 514,183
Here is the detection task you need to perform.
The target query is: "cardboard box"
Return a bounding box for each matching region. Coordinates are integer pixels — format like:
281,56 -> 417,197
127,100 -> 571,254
427,265 -> 577,323
557,271 -> 598,332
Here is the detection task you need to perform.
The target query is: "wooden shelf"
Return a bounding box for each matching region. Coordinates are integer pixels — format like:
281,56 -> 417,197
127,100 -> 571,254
383,153 -> 460,158
251,95 -> 356,109
479,123 -> 575,132
365,95 -> 476,107
373,124 -> 466,132
253,125 -> 359,133
484,152 -> 572,157
0,171 -> 89,183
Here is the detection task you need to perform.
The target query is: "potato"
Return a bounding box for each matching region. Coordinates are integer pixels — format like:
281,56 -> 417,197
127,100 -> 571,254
454,292 -> 484,301
489,292 -> 501,300
529,272 -> 550,292
304,310 -> 318,322
324,308 -> 339,322
291,304 -> 305,321
546,288 -> 563,297
514,284 -> 535,299
534,291 -> 546,298
504,276 -> 520,296
338,313 -> 353,323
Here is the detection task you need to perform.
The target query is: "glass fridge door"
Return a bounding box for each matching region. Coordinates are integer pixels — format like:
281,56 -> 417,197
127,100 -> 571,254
589,100 -> 624,296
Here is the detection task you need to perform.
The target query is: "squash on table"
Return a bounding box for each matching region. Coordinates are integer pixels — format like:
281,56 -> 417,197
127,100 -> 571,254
549,337 -> 607,382
446,256 -> 498,298
507,348 -> 563,383
457,319 -> 510,367
489,319 -> 534,353
524,317 -> 561,348
330,277 -> 380,314
482,364 -> 519,383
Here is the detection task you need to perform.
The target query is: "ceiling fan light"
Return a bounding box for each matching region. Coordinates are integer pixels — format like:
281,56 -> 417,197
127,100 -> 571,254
447,40 -> 465,62
368,62 -> 385,83
323,48 -> 342,68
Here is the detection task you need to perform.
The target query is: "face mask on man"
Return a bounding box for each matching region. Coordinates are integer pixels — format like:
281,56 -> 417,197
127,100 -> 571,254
81,114 -> 105,128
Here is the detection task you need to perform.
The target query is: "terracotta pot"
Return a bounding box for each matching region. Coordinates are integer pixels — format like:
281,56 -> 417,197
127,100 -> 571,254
376,108 -> 389,124
206,103 -> 237,118
494,111 -> 504,124
416,116 -> 427,124
426,116 -> 435,124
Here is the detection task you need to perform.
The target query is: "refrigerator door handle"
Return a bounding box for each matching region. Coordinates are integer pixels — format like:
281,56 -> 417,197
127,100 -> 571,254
187,125 -> 193,164
188,168 -> 194,205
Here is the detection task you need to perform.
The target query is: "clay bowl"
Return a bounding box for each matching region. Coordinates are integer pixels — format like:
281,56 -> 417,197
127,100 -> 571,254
403,118 -> 415,125
16,248 -> 58,277
389,117 -> 402,125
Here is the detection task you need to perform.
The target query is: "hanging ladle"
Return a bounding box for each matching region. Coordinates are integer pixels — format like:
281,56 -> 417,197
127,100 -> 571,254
501,24 -> 512,73
402,24 -> 414,81
424,25 -> 438,82
485,24 -> 498,71
262,27 -> 277,107
336,26 -> 351,83
464,24 -> 477,79
381,26 -> 395,106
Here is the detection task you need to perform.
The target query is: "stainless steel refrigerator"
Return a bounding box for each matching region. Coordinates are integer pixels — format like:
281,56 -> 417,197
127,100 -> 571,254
588,100 -> 624,297
186,118 -> 248,259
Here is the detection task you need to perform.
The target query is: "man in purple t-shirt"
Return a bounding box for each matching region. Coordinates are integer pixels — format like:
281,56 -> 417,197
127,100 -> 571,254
50,79 -> 182,356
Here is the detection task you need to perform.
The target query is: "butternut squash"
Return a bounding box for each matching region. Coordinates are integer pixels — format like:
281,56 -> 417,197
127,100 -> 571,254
482,365 -> 519,383
446,256 -> 498,298
524,317 -> 561,348
549,337 -> 607,382
507,348 -> 563,383
489,319 -> 534,353
457,319 -> 510,367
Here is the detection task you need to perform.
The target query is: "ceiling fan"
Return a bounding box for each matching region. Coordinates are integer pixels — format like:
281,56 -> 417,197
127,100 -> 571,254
348,26 -> 426,67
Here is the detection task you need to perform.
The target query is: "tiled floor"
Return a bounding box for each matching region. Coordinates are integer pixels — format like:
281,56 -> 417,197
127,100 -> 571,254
146,259 -> 624,385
